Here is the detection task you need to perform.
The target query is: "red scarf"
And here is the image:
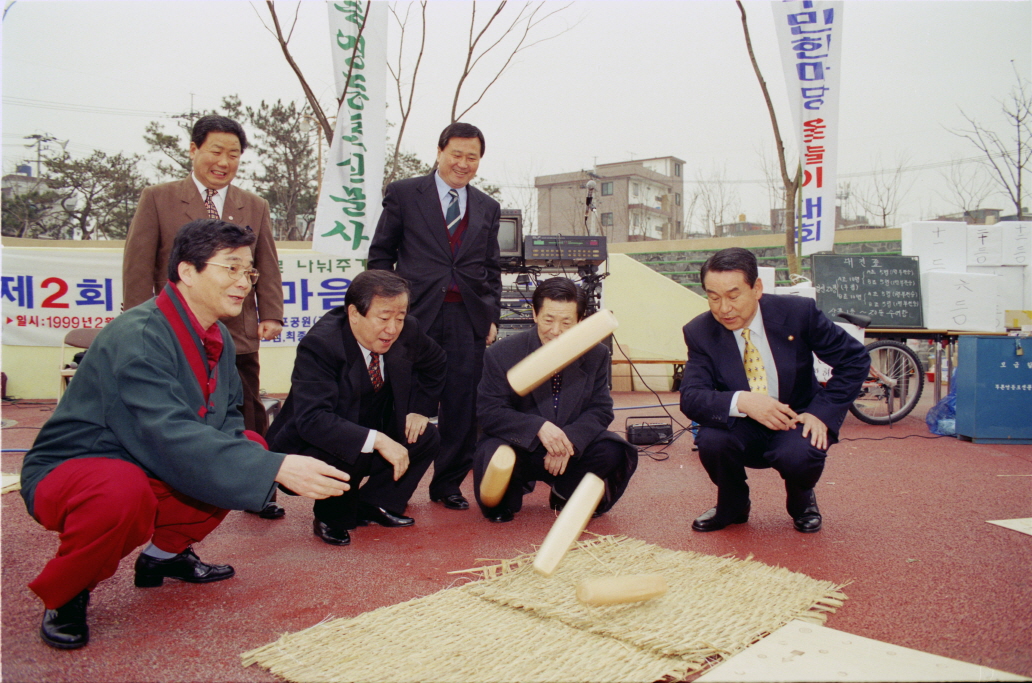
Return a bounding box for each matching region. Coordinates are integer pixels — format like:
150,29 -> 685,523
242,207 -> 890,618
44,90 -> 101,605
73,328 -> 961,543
155,283 -> 223,417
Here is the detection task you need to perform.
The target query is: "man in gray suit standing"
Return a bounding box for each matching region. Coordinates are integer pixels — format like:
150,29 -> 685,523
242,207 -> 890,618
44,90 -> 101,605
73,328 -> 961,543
368,122 -> 502,511
123,115 -> 285,519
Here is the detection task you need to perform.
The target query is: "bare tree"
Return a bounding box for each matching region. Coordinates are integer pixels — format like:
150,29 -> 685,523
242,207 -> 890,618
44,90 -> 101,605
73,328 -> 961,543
384,1 -> 427,189
737,0 -> 801,274
259,1 -> 575,193
951,65 -> 1031,219
936,158 -> 996,219
449,2 -> 574,123
855,153 -> 914,229
695,166 -> 741,238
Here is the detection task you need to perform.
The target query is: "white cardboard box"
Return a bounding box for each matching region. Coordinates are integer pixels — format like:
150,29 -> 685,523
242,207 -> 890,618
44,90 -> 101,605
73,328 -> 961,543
922,270 -> 998,331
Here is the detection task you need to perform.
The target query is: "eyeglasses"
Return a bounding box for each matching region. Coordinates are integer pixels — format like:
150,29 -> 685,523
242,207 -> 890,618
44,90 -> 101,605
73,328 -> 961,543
205,261 -> 260,285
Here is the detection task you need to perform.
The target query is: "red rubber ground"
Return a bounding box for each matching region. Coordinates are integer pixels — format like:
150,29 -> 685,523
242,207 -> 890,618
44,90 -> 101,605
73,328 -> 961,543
2,388 -> 1029,681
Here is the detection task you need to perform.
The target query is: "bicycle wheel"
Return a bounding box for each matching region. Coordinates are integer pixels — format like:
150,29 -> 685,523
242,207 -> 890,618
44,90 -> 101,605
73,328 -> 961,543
849,340 -> 925,425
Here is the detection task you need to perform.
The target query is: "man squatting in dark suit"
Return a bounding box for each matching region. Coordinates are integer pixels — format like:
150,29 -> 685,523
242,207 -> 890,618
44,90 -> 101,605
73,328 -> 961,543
368,122 -> 502,512
123,114 -> 286,519
20,220 -> 349,649
680,248 -> 869,533
472,278 -> 638,522
267,270 -> 446,546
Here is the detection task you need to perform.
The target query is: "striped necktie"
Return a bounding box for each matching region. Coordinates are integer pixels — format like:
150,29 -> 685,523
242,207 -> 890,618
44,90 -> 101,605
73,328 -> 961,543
445,189 -> 460,235
204,188 -> 220,219
741,328 -> 768,395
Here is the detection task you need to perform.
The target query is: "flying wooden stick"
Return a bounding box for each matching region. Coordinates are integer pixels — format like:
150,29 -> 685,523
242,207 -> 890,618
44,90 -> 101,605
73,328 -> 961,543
576,574 -> 668,606
533,473 -> 605,577
479,445 -> 515,508
507,310 -> 618,396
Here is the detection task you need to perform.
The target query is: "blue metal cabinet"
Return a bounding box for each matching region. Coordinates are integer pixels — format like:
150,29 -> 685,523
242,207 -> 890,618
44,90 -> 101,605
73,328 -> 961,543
955,336 -> 1032,444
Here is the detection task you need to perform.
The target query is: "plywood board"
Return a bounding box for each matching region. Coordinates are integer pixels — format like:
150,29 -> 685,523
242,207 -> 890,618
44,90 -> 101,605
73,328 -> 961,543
987,518 -> 1032,537
696,620 -> 1027,682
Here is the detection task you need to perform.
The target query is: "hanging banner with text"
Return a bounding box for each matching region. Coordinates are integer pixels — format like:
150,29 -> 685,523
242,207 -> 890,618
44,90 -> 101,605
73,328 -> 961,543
313,0 -> 387,257
1,248 -> 362,347
773,0 -> 843,256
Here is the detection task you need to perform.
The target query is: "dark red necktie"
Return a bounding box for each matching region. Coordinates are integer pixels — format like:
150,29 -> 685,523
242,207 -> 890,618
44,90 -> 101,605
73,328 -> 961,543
369,352 -> 384,392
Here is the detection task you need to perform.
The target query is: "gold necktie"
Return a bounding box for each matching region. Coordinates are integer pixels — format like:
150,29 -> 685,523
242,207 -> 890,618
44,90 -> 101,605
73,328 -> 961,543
742,328 -> 768,395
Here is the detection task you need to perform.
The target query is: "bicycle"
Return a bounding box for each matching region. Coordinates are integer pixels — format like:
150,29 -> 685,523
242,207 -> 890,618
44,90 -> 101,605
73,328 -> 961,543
835,313 -> 926,425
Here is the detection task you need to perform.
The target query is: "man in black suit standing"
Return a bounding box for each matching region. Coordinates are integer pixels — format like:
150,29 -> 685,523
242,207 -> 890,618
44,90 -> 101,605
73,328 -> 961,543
368,122 -> 501,512
680,248 -> 869,533
472,278 -> 637,522
266,270 -> 445,546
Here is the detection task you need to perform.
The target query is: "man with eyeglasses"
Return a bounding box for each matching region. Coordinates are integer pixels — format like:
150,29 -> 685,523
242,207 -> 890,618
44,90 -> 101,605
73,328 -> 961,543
20,219 -> 350,650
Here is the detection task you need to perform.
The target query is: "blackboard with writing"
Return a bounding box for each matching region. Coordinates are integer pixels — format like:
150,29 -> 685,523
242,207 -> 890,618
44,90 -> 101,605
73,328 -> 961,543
812,254 -> 924,328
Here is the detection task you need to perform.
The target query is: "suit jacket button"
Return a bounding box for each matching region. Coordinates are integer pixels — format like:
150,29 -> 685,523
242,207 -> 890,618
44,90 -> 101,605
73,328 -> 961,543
441,287 -> 447,293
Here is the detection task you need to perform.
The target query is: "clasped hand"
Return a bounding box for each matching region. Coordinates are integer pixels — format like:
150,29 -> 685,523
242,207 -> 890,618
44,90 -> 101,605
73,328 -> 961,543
538,421 -> 574,476
737,392 -> 829,450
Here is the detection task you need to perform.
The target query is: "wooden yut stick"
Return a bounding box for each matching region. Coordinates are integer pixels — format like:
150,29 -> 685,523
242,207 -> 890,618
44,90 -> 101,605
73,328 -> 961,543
576,574 -> 668,606
507,310 -> 618,396
533,473 -> 605,577
479,445 -> 516,508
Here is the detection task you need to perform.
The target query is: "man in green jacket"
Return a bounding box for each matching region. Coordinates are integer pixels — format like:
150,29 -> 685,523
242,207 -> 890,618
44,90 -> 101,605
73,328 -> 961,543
20,219 -> 350,650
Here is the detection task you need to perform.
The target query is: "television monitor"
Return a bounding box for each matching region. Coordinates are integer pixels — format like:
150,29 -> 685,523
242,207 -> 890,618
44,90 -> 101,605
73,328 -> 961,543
498,209 -> 523,261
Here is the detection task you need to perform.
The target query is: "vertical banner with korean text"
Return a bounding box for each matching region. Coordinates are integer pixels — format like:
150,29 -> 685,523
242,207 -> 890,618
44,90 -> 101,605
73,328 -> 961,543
773,0 -> 843,256
314,0 -> 387,257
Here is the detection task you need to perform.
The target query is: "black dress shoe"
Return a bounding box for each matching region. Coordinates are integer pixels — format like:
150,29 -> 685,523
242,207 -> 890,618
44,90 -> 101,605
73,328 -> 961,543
358,505 -> 414,527
431,493 -> 469,510
485,507 -> 514,523
313,518 -> 351,545
40,589 -> 90,649
134,547 -> 235,587
549,489 -> 604,518
788,489 -> 822,533
246,502 -> 286,519
792,504 -> 822,533
691,503 -> 751,532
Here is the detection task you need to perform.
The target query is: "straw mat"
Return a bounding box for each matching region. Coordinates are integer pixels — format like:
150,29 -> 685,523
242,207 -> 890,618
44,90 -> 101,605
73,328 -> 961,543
242,535 -> 847,682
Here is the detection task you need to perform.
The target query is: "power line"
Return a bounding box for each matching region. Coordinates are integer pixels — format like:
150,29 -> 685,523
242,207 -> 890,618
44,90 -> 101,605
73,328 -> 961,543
3,96 -> 178,118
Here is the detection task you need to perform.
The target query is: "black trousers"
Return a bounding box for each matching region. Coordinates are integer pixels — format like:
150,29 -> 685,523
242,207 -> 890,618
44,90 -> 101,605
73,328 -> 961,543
695,418 -> 831,518
425,302 -> 485,499
313,424 -> 439,530
471,436 -> 633,516
235,351 -> 268,436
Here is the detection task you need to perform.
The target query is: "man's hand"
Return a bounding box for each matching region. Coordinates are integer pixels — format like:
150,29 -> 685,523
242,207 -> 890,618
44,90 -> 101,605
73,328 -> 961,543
793,412 -> 829,450
486,322 -> 498,346
544,452 -> 572,477
737,392 -> 798,431
274,454 -> 350,500
537,421 -> 575,459
374,432 -> 410,481
404,413 -> 429,444
257,320 -> 283,341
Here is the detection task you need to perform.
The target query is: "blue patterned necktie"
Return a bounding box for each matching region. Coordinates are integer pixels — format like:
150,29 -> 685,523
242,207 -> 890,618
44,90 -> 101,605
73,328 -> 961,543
445,189 -> 460,235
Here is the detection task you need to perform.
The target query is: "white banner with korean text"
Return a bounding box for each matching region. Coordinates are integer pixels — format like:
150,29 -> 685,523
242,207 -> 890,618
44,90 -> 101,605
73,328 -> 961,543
1,248 -> 362,347
773,0 -> 843,256
313,0 -> 387,258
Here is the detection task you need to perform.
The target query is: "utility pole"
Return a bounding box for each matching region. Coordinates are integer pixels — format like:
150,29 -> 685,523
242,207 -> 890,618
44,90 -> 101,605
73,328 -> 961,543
23,133 -> 56,177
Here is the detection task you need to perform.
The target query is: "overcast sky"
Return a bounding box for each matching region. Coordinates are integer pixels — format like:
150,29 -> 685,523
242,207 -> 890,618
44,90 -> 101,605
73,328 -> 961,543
3,0 -> 1030,233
